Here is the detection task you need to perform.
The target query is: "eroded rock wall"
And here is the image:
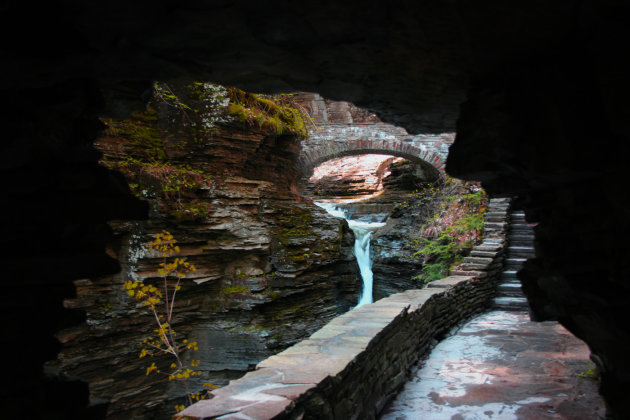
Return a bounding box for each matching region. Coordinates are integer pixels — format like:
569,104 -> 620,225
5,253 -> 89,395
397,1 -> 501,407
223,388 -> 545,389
46,84 -> 359,418
305,155 -> 400,199
369,161 -> 431,298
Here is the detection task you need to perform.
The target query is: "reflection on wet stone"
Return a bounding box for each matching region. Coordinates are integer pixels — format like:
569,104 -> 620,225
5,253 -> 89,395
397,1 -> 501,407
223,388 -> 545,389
380,311 -> 603,420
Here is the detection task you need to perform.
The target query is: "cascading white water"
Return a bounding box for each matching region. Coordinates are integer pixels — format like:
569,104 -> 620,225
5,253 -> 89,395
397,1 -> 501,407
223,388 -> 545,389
315,202 -> 385,307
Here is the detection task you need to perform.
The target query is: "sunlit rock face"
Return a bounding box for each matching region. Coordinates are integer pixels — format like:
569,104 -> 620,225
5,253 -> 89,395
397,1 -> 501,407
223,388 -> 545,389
3,1 -> 630,418
306,154 -> 400,199
304,155 -> 434,301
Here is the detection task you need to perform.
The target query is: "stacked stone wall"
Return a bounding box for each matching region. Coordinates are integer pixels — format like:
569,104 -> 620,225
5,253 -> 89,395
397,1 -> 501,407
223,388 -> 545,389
298,124 -> 452,176
177,198 -> 510,419
293,93 -> 452,178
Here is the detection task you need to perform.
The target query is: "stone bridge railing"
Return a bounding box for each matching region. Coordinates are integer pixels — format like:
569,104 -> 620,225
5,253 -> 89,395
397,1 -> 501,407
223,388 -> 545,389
177,198 -> 510,419
297,123 -> 454,178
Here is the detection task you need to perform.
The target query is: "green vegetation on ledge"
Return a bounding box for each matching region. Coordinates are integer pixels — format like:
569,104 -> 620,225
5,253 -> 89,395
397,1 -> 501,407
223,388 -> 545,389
404,177 -> 488,284
101,156 -> 212,221
226,87 -> 311,137
98,81 -> 311,222
102,106 -> 166,161
221,285 -> 250,296
99,87 -> 213,221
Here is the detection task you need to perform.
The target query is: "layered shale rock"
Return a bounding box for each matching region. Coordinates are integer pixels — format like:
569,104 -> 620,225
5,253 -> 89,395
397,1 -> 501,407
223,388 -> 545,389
305,155 -> 399,200
45,84 -> 359,419
371,161 -> 445,299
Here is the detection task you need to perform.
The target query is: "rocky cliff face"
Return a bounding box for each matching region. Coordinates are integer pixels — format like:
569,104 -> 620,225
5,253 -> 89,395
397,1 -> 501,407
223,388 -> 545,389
46,84 -> 359,419
305,154 -> 399,200
370,161 -> 432,299
304,156 -> 436,300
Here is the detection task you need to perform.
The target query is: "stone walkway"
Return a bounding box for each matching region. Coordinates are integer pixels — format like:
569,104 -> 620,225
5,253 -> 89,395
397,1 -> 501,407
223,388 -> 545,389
380,310 -> 604,420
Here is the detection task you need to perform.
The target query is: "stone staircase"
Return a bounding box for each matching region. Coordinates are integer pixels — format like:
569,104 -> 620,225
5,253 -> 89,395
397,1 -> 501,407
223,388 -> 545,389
493,210 -> 536,311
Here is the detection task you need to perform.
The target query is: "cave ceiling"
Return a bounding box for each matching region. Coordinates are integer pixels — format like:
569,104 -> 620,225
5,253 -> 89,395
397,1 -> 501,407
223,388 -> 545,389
3,0 -> 610,135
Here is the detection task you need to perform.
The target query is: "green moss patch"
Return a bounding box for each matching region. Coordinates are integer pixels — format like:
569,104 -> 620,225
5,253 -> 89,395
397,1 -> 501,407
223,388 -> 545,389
275,208 -> 314,247
221,285 -> 250,296
226,87 -> 310,137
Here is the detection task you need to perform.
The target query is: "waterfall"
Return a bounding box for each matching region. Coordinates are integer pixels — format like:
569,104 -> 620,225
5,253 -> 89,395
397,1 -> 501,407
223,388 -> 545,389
315,202 -> 385,307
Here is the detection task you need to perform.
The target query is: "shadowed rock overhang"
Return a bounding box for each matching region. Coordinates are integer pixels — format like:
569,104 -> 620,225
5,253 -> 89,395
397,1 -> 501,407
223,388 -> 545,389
2,1 -> 630,418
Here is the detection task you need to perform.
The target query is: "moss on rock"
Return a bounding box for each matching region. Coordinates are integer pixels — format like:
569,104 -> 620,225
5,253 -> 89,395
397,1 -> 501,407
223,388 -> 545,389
226,87 -> 310,137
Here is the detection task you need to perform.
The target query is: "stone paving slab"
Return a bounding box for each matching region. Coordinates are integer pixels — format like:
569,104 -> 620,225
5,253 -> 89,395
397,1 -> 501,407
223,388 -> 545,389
426,276 -> 474,289
380,310 -> 604,420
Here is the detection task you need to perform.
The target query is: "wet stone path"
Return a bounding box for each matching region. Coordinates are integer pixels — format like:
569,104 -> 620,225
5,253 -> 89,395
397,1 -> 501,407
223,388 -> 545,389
380,310 -> 604,420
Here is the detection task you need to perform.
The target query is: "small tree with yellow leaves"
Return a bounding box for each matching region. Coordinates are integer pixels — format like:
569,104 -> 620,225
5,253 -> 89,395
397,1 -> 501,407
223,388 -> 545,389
123,230 -> 215,412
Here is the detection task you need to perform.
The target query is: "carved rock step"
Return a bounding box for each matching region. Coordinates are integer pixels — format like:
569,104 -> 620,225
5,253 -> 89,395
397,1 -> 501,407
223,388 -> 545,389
493,296 -> 530,311
509,223 -> 536,229
506,246 -> 535,258
501,270 -> 519,281
508,227 -> 536,235
510,220 -> 533,227
488,204 -> 510,211
490,210 -> 535,311
508,234 -> 535,244
509,220 -> 533,225
509,220 -> 534,226
509,219 -> 535,225
504,257 -> 528,270
484,222 -> 508,230
498,281 -> 522,288
496,282 -> 524,297
470,250 -> 500,258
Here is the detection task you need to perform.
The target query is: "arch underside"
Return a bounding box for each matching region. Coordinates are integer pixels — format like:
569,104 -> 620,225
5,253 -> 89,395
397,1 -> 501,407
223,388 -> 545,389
300,148 -> 443,181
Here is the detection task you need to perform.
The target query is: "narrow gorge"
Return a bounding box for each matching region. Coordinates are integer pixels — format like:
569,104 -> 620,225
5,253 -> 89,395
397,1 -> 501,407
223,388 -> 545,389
48,86 -> 364,418
4,3 -> 630,418
47,85 -> 472,418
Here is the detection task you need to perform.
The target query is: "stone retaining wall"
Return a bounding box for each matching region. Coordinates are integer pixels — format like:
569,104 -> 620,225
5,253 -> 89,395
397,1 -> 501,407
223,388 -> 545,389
177,198 -> 510,420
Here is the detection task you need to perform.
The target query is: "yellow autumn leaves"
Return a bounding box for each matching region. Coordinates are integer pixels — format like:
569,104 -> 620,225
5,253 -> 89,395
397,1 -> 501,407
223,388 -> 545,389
148,230 -> 181,256
173,383 -> 220,412
122,230 -> 215,412
157,257 -> 195,278
123,280 -> 162,306
146,362 -> 158,376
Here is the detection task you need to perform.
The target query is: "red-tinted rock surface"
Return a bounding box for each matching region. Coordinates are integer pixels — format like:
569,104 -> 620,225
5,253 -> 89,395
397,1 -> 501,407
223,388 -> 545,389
305,154 -> 401,199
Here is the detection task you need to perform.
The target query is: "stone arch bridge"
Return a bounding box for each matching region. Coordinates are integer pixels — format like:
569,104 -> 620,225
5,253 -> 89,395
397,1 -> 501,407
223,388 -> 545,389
297,122 -> 454,179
